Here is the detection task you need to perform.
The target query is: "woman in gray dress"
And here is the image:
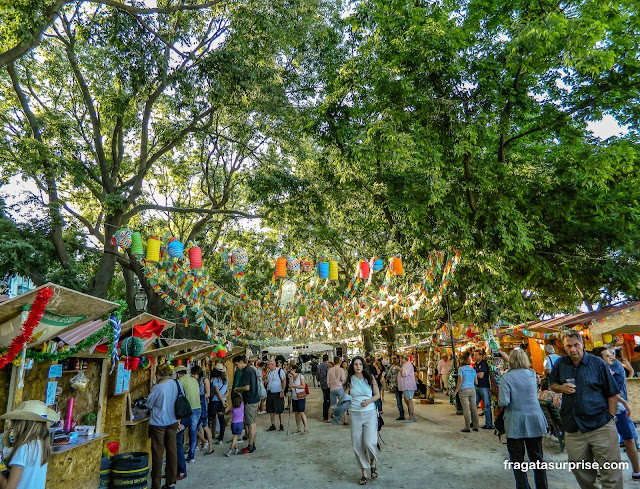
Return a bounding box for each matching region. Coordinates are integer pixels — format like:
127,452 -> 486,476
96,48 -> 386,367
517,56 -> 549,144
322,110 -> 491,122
499,349 -> 549,489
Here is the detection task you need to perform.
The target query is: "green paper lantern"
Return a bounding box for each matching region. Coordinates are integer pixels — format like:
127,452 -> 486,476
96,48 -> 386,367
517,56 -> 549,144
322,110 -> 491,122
120,336 -> 144,357
130,232 -> 144,255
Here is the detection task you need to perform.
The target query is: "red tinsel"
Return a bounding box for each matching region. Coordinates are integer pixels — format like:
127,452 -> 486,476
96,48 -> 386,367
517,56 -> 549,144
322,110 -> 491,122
0,287 -> 54,369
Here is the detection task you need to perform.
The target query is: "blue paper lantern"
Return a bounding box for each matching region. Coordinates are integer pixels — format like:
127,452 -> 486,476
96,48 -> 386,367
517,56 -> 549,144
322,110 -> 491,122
318,262 -> 329,279
373,259 -> 384,271
167,240 -> 184,258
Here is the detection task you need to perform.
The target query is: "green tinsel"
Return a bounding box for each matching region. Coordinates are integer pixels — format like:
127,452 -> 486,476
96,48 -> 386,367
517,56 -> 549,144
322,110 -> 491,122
25,322 -> 116,362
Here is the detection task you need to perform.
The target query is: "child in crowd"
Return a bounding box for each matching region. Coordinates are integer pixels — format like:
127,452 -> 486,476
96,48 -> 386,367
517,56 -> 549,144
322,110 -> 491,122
225,391 -> 244,457
0,400 -> 59,489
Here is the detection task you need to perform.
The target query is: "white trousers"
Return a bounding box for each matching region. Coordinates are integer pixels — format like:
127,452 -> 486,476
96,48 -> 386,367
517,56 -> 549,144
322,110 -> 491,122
350,409 -> 378,470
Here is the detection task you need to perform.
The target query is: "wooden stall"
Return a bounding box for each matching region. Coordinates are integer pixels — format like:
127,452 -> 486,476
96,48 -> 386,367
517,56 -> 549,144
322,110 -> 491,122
0,283 -> 119,489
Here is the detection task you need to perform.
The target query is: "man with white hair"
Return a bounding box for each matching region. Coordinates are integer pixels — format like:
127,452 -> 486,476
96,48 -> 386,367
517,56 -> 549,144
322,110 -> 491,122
543,344 -> 561,377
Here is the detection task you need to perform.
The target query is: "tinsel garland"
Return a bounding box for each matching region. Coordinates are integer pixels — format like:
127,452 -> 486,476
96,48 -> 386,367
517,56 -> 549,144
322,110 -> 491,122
0,287 -> 54,369
26,322 -> 116,362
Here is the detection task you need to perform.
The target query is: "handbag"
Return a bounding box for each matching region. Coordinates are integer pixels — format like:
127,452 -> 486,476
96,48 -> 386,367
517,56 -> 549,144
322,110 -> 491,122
174,380 -> 193,419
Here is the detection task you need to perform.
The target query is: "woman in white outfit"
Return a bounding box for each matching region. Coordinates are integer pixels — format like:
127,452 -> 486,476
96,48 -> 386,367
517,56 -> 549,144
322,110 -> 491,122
345,356 -> 380,485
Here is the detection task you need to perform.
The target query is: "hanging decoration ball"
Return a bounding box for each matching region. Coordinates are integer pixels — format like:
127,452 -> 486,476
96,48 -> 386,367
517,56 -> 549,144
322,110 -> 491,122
217,348 -> 227,358
120,336 -> 145,357
139,357 -> 151,370
299,257 -> 313,273
602,333 -> 613,344
392,257 -> 404,275
287,255 -> 300,272
130,232 -> 144,256
373,258 -> 384,271
167,239 -> 184,258
146,236 -> 161,262
359,260 -> 370,279
318,262 -> 329,279
114,229 -> 133,249
275,257 -> 287,278
329,260 -> 339,280
189,247 -> 202,269
231,247 -> 249,270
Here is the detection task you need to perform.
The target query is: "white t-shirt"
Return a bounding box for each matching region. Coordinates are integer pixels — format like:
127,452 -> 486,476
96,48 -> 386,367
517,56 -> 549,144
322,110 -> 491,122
267,368 -> 286,393
291,374 -> 305,399
11,440 -> 47,489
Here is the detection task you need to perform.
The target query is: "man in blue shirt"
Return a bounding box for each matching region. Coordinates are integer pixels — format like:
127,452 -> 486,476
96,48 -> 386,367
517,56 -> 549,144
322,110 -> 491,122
549,330 -> 621,489
473,349 -> 492,429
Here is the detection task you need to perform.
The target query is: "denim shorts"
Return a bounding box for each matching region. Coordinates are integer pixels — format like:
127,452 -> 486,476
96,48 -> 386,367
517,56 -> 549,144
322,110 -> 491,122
231,422 -> 244,436
616,410 -> 637,441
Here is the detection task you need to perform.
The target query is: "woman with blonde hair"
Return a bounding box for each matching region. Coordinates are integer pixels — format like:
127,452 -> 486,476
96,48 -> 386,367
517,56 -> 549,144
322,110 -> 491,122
453,352 -> 479,432
0,400 -> 59,489
499,349 -> 548,489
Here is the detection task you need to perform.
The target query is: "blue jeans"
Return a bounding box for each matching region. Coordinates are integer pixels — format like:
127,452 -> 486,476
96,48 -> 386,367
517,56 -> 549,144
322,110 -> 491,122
176,420 -> 188,475
395,388 -> 405,418
476,387 -> 492,427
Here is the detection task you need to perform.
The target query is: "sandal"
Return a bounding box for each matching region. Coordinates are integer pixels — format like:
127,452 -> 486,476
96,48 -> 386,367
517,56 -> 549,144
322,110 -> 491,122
359,477 -> 368,485
292,429 -> 301,434
371,467 -> 378,479
302,430 -> 309,435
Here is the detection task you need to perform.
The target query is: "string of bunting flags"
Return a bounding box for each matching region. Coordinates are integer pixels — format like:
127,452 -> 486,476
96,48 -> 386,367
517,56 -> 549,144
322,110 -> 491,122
111,229 -> 461,347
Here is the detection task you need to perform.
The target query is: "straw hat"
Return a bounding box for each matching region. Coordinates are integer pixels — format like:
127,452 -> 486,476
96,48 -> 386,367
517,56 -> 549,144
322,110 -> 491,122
214,363 -> 226,372
174,366 -> 188,375
0,400 -> 60,423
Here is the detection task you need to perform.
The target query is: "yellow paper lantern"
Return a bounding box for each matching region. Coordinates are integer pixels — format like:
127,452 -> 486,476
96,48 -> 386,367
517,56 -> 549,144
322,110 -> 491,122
602,333 -> 613,344
392,257 -> 403,275
329,260 -> 338,280
146,236 -> 161,262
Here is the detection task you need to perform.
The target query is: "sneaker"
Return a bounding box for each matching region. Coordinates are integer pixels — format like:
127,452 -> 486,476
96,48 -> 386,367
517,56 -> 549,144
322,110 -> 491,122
225,450 -> 232,457
461,429 -> 471,433
234,448 -> 239,455
631,473 -> 640,480
267,425 -> 277,432
279,425 -> 284,431
396,417 -> 405,421
187,458 -> 195,464
404,419 -> 416,423
177,473 -> 187,480
472,428 -> 479,432
215,440 -> 222,445
248,445 -> 256,453
481,425 -> 493,430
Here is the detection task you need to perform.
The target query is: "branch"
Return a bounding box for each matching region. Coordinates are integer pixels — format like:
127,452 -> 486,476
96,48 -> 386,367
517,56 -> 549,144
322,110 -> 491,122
61,202 -> 105,243
122,204 -> 264,222
85,0 -> 224,15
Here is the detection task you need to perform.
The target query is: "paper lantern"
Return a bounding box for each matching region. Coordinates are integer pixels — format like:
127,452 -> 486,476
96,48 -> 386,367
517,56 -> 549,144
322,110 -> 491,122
329,260 -> 338,280
373,258 -> 384,271
231,247 -> 248,270
287,255 -> 300,272
189,247 -> 202,269
114,228 -> 132,249
602,333 -> 613,344
275,257 -> 287,278
299,304 -> 306,317
359,260 -> 370,279
130,232 -> 144,255
217,349 -> 227,358
392,257 -> 404,275
318,262 -> 329,279
146,236 -> 161,262
299,257 -> 313,273
167,239 -> 184,258
120,336 -> 145,357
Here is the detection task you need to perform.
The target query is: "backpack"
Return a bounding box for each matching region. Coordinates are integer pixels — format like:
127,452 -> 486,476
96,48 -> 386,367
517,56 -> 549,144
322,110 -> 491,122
494,407 -> 506,444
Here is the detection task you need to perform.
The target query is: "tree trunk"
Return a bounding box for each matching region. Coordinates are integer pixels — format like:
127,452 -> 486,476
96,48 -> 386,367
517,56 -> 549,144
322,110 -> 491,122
122,266 -> 138,317
363,331 -> 374,356
87,213 -> 122,297
381,324 -> 396,356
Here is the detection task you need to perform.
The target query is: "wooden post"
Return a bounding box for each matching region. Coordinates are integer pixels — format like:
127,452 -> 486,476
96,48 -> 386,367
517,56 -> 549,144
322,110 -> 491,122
96,358 -> 109,434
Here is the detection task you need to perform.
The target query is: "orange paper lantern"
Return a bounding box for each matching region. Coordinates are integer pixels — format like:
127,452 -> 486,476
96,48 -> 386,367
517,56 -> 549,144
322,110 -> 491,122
275,257 -> 287,278
392,257 -> 403,275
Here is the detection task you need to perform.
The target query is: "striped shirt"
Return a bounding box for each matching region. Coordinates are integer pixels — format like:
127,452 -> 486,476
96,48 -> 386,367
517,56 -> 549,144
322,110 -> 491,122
548,353 -> 619,433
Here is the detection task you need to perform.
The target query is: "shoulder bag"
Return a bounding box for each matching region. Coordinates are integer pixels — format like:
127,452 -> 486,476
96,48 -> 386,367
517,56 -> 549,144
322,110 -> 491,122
174,379 -> 193,419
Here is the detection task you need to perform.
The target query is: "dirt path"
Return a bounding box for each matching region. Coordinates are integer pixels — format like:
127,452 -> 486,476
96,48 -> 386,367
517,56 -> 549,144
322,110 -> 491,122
176,388 -> 615,488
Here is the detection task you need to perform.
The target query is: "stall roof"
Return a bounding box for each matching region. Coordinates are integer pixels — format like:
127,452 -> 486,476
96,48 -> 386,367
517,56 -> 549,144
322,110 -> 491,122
0,283 -> 119,348
120,313 -> 175,337
173,343 -> 216,362
526,301 -> 640,332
